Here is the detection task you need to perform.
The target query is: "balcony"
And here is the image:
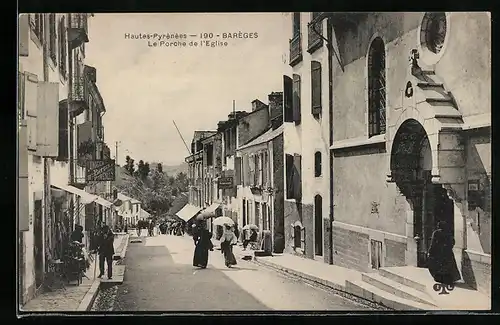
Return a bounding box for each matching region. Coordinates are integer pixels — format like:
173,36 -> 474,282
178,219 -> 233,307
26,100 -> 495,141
69,75 -> 90,118
97,125 -> 104,141
289,34 -> 303,67
68,13 -> 89,50
308,14 -> 324,54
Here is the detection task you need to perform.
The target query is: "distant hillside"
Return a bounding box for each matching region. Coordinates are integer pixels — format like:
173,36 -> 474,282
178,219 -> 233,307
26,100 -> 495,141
150,162 -> 188,176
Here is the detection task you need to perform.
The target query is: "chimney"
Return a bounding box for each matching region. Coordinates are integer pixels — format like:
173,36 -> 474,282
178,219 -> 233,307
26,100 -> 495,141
252,99 -> 268,112
268,92 -> 283,130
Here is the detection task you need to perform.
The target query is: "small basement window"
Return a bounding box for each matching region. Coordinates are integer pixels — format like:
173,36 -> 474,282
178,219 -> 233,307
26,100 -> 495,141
314,151 -> 321,177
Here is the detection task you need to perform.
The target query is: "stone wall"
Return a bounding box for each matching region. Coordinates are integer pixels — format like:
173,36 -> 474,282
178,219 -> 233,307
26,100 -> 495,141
462,250 -> 491,296
284,200 -> 314,259
384,239 -> 407,267
332,226 -> 370,272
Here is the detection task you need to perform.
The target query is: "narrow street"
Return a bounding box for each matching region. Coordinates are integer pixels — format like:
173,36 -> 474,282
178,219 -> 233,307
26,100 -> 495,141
106,234 -> 370,311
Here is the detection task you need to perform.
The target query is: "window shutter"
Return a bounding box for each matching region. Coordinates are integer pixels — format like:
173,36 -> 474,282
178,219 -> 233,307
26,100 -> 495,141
24,72 -> 38,151
283,75 -> 293,122
254,155 -> 259,186
19,14 -> 30,56
249,154 -> 255,186
293,154 -> 302,200
234,157 -> 242,185
18,71 -> 25,121
36,81 -> 60,157
19,119 -> 29,232
285,154 -> 294,199
263,151 -> 268,187
242,154 -> 250,186
311,61 -> 322,116
292,74 -> 301,124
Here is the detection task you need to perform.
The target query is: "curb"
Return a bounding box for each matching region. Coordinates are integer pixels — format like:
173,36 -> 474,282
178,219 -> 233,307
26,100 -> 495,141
120,234 -> 130,260
77,279 -> 101,311
252,256 -> 391,310
77,234 -> 130,311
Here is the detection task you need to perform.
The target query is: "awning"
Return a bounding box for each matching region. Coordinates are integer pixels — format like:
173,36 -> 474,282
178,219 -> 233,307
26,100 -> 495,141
176,204 -> 201,222
200,203 -> 221,218
51,182 -> 98,204
94,196 -> 113,208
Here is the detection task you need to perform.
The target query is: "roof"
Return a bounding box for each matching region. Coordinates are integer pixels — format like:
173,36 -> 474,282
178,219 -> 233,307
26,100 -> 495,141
166,192 -> 189,216
118,193 -> 141,204
237,124 -> 284,151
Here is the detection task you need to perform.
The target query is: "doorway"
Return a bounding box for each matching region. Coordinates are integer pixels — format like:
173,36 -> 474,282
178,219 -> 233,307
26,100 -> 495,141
314,195 -> 323,256
242,199 -> 247,226
390,119 -> 456,268
33,199 -> 44,289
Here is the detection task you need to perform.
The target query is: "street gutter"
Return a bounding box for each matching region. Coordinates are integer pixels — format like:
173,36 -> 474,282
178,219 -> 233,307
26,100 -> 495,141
77,233 -> 130,311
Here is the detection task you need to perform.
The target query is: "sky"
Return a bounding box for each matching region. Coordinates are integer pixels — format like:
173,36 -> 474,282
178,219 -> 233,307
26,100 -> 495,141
85,13 -> 291,167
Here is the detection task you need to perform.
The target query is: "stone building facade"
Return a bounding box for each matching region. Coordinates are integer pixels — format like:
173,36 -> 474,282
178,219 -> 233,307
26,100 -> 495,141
327,12 -> 491,295
283,13 -> 332,261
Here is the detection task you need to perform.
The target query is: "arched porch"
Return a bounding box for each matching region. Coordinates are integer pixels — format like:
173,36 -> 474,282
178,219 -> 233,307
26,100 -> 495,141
387,117 -> 465,274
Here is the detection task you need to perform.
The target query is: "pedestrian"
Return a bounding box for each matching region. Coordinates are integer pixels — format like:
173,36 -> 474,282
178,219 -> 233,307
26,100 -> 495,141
192,224 -> 199,245
220,224 -> 237,268
243,229 -> 258,250
95,224 -> 115,280
193,229 -> 214,269
427,221 -> 461,286
71,224 -> 84,243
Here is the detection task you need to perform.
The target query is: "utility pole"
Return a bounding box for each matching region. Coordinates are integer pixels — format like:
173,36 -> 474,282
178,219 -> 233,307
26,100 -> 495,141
233,99 -> 235,116
115,141 -> 119,165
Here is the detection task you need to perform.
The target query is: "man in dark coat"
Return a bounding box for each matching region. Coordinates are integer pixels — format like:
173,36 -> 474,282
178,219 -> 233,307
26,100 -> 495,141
96,225 -> 115,279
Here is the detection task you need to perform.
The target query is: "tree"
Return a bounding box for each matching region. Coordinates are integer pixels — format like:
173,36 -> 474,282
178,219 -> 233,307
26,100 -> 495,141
136,160 -> 145,178
144,162 -> 150,178
124,155 -> 135,175
157,163 -> 163,173
175,172 -> 189,192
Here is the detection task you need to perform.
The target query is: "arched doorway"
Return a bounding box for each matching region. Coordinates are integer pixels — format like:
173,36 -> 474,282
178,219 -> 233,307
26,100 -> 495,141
314,195 -> 323,256
390,119 -> 454,268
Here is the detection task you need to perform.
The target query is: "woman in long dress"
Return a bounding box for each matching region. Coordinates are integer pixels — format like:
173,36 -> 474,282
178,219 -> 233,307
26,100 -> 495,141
193,229 -> 214,269
220,224 -> 237,268
427,221 -> 461,285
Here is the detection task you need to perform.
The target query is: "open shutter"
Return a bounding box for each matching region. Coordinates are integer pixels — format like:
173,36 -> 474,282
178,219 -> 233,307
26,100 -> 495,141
24,72 -> 38,151
242,154 -> 249,186
285,154 -> 294,199
37,81 -> 60,157
249,154 -> 255,187
234,156 -> 242,185
292,74 -> 301,124
311,61 -> 322,116
262,151 -> 268,187
19,14 -> 30,56
283,75 -> 293,122
293,154 -> 302,200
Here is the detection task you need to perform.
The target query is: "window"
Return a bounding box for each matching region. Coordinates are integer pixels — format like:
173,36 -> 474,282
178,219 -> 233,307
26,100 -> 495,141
367,37 -> 386,137
292,74 -> 301,124
314,151 -> 322,177
283,75 -> 294,123
422,12 -> 447,54
311,61 -> 322,116
48,14 -> 57,65
262,203 -> 270,231
30,14 -> 44,44
292,13 -> 301,38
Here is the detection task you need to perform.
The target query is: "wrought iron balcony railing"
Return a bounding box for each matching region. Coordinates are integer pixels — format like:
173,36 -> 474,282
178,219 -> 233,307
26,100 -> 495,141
289,34 -> 303,67
308,14 -> 324,53
68,13 -> 89,50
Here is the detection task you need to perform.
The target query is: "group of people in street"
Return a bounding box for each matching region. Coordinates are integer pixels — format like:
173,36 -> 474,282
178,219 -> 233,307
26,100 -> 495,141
70,223 -> 115,280
192,222 -> 238,269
